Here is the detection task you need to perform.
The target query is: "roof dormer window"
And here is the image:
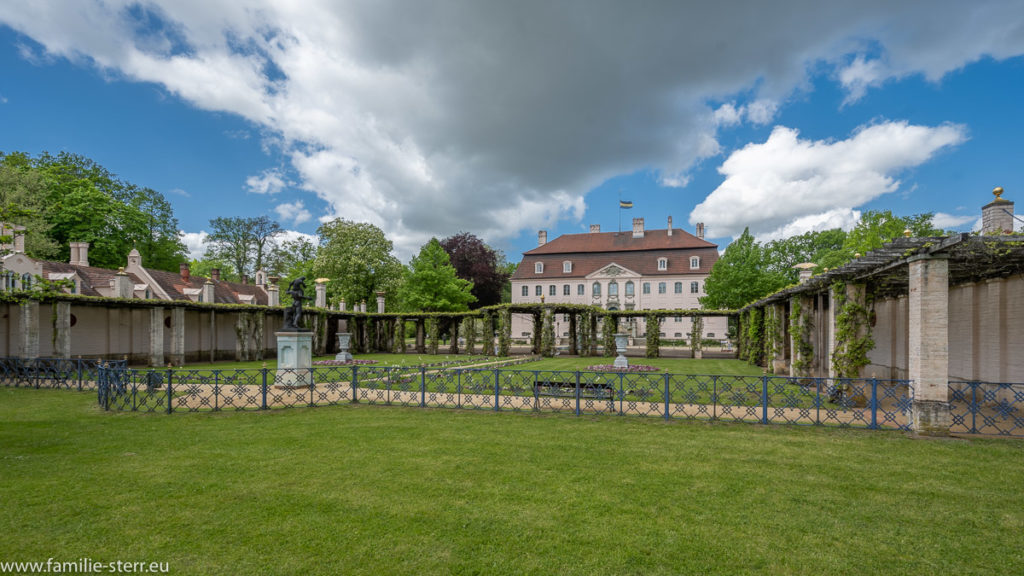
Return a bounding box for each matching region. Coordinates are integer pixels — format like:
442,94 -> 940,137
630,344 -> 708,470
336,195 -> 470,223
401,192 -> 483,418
563,261 -> 572,273
690,256 -> 700,269
657,257 -> 668,271
535,262 -> 544,274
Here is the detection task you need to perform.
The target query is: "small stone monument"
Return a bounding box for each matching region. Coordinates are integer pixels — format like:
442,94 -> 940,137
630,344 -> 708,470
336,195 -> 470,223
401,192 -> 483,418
276,277 -> 314,387
335,332 -> 353,362
613,333 -> 629,369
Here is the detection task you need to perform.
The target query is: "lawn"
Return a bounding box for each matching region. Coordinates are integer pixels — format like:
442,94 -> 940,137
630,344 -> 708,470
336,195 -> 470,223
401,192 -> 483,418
2,388 -> 1022,575
179,352 -> 501,371
513,356 -> 766,375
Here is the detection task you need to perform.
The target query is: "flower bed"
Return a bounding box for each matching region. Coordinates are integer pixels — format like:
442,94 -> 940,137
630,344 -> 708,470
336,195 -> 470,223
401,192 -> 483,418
312,359 -> 378,366
585,364 -> 660,372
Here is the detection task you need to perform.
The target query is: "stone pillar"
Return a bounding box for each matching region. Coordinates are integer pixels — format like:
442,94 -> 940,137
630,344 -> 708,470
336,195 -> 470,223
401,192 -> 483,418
981,187 -> 1014,235
19,300 -> 39,359
827,289 -> 839,379
149,306 -> 164,367
315,280 -> 327,308
170,307 -> 185,366
209,311 -> 216,363
113,269 -> 134,299
54,301 -> 72,359
339,299 -> 346,312
267,284 -> 280,307
202,280 -> 216,304
376,291 -> 386,313
568,313 -> 578,355
908,255 -> 950,435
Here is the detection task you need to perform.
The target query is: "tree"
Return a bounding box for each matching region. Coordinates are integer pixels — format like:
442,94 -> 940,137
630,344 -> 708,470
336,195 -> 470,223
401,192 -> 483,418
400,238 -> 476,312
842,210 -> 944,257
188,257 -> 238,282
266,237 -> 318,305
762,228 -> 847,284
204,216 -> 282,280
439,232 -> 509,308
700,228 -> 782,310
0,158 -> 58,258
313,219 -> 404,309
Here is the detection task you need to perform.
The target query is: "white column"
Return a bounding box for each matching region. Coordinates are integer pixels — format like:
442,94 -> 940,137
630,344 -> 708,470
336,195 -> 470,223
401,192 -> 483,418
908,255 -> 950,435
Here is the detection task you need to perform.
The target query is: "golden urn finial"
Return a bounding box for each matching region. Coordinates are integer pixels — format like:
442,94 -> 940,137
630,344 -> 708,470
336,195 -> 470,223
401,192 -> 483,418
993,186 -> 1006,202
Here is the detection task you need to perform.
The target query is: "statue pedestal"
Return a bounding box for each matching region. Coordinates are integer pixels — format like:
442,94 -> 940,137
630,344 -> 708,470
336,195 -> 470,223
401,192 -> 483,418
613,333 -> 629,369
276,331 -> 313,388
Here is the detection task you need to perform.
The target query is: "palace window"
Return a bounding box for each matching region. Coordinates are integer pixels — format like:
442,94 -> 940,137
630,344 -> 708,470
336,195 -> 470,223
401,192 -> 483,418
577,284 -> 585,295
674,282 -> 682,294
522,285 -> 528,296
642,282 -> 650,294
535,262 -> 544,273
563,284 -> 570,295
592,282 -> 601,296
657,258 -> 668,270
535,285 -> 542,296
690,256 -> 700,269
658,282 -> 666,294
691,281 -> 699,294
549,285 -> 556,296
608,281 -> 618,296
563,261 -> 572,273
625,281 -> 634,296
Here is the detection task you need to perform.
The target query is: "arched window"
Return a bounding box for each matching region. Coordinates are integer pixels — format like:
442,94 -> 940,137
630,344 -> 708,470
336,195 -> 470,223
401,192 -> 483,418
674,282 -> 682,294
625,281 -> 634,296
592,282 -> 601,296
21,273 -> 32,289
522,285 -> 529,296
658,282 -> 666,294
563,261 -> 572,273
657,258 -> 668,271
535,262 -> 544,274
691,281 -> 699,293
608,281 -> 618,296
690,256 -> 700,269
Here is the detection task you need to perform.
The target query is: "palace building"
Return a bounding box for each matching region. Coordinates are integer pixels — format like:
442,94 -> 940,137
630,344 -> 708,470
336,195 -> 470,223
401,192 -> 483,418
510,216 -> 727,342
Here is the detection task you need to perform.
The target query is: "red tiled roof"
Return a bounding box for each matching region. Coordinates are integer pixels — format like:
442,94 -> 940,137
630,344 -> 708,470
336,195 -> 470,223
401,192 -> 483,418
511,248 -> 718,280
41,261 -> 145,297
524,228 -> 715,255
146,268 -> 269,305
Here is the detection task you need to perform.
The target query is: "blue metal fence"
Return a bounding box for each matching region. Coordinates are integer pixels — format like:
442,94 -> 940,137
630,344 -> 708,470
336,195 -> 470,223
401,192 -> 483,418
8,356 -> 1022,437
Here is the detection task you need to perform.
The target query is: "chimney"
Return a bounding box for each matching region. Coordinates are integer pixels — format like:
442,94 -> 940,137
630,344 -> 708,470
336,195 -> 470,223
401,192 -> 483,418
241,274 -> 249,285
632,217 -> 645,238
695,222 -> 705,240
12,227 -> 24,253
202,280 -> 216,303
982,187 -> 1015,235
112,268 -> 133,298
667,216 -> 673,236
180,263 -> 190,283
210,268 -> 221,283
590,224 -> 601,233
69,242 -> 80,265
255,269 -> 267,287
78,243 -> 90,267
538,230 -> 547,246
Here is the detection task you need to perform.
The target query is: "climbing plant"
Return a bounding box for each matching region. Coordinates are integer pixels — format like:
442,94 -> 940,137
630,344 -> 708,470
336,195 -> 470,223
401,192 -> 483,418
830,282 -> 875,378
540,309 -> 555,357
790,297 -> 814,376
392,317 -> 405,354
689,315 -> 704,356
427,317 -> 439,355
531,312 -> 543,354
763,305 -> 782,373
481,311 -> 495,356
645,313 -> 660,358
498,309 -> 511,357
462,317 -> 477,355
745,308 -> 763,366
601,315 -> 618,357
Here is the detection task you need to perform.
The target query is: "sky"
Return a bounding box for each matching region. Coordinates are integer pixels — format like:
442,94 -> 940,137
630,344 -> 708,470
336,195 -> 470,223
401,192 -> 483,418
1,1 -> 1023,263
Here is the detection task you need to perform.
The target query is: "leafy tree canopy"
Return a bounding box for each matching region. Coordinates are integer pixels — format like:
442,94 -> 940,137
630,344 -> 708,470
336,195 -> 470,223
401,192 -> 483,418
313,219 -> 404,309
203,215 -> 282,280
400,238 -> 476,312
439,231 -> 509,308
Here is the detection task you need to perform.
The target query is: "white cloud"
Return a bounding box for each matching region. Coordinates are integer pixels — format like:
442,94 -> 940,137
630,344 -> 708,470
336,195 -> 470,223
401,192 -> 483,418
181,230 -> 208,259
756,209 -> 863,242
245,169 -> 288,195
168,187 -> 190,197
931,212 -> 976,229
274,200 -> 312,226
690,121 -> 967,239
2,1 -> 1023,255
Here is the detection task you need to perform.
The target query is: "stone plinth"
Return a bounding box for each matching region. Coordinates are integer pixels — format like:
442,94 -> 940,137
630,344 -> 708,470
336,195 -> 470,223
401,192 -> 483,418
276,331 -> 313,388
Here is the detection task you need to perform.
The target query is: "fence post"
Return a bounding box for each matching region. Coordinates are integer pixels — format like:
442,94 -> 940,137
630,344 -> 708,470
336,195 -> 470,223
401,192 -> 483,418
77,358 -> 83,392
761,375 -> 769,425
575,371 -> 581,416
971,382 -> 978,434
494,368 -> 500,411
165,368 -> 173,414
712,375 -> 718,421
261,367 -> 268,410
352,365 -> 359,403
664,373 -> 670,420
870,378 -> 879,429
420,366 -> 426,408
309,367 -> 315,408
214,370 -> 220,412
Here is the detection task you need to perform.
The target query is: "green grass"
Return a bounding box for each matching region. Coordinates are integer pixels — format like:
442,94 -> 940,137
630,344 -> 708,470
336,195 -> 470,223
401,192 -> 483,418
180,353 -> 498,371
2,388 -> 1022,575
514,356 -> 766,375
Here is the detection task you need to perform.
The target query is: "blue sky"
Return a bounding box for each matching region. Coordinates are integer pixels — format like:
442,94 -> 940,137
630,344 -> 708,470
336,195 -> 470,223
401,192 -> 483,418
1,2 -> 1022,263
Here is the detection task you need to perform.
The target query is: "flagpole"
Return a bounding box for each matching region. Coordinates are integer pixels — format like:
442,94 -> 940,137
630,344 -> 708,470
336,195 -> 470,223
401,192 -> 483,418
618,192 -> 622,233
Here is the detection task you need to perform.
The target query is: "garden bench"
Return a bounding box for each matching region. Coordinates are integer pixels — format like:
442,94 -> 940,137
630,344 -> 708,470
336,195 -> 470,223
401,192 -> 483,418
534,380 -> 615,400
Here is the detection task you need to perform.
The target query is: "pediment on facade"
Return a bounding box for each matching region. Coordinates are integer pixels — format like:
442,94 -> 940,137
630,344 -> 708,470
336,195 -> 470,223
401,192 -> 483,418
586,263 -> 641,279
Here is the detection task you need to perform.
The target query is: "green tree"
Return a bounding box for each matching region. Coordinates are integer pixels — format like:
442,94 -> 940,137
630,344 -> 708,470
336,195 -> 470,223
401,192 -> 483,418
762,228 -> 847,284
267,237 -> 318,306
842,210 -> 944,257
313,219 -> 404,309
0,159 -> 58,258
399,238 -> 476,312
204,216 -> 282,279
700,228 -> 781,310
189,257 -> 238,282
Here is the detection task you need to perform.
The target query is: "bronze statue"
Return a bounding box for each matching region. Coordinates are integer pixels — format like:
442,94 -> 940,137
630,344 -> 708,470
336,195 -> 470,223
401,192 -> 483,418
282,277 -> 314,331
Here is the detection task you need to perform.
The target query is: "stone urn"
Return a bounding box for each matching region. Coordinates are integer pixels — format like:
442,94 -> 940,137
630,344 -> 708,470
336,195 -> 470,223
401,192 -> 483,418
335,332 -> 353,362
613,333 -> 629,369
